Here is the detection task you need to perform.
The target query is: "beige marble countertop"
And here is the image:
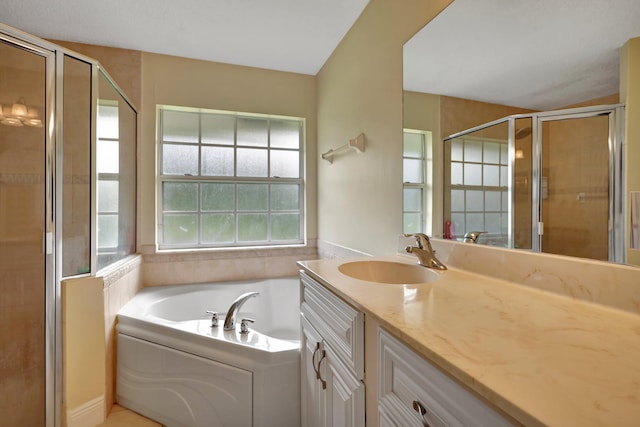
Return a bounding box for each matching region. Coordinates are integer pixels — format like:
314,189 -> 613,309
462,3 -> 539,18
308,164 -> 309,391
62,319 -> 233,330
297,255 -> 640,427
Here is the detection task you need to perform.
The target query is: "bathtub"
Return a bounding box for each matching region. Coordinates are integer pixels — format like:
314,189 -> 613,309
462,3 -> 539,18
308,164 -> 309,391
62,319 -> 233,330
116,277 -> 301,427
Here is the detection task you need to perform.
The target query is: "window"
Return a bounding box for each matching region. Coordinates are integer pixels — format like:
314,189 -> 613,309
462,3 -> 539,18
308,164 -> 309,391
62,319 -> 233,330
95,73 -> 137,271
158,106 -> 304,249
97,103 -> 120,256
448,136 -> 508,242
402,130 -> 431,234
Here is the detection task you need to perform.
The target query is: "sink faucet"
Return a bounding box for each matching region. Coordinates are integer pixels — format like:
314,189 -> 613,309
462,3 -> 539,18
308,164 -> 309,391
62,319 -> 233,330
463,231 -> 486,243
223,292 -> 259,331
404,233 -> 447,270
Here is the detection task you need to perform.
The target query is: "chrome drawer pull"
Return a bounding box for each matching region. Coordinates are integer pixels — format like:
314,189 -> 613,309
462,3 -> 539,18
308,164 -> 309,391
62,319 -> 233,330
412,400 -> 432,427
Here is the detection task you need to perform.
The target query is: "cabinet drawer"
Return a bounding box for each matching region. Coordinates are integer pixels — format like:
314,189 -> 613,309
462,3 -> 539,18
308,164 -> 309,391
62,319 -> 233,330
300,271 -> 364,379
378,329 -> 515,427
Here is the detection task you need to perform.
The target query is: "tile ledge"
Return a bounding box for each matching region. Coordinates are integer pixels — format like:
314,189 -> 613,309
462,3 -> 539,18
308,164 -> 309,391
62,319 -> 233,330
98,255 -> 143,288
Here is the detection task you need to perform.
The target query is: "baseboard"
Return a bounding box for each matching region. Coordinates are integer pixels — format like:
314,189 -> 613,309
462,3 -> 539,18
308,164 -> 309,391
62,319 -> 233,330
67,395 -> 105,427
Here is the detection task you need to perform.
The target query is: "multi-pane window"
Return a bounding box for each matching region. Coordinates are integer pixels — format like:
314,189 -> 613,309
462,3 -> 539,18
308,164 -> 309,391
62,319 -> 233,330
402,130 -> 430,234
158,107 -> 304,249
449,137 -> 509,242
96,103 -> 120,259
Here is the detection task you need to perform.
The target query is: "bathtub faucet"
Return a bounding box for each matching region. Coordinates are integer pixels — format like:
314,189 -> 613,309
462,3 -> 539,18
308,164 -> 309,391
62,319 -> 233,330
224,292 -> 259,331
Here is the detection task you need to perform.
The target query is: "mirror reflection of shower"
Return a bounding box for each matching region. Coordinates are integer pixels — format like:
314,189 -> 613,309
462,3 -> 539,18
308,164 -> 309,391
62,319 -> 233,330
443,104 -> 625,263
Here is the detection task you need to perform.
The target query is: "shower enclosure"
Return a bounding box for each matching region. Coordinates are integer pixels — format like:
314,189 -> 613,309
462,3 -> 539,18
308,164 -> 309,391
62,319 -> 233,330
0,24 -> 136,426
443,104 -> 625,263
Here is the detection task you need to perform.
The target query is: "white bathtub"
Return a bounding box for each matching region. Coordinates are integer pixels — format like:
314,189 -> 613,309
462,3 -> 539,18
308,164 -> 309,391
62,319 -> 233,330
116,277 -> 301,427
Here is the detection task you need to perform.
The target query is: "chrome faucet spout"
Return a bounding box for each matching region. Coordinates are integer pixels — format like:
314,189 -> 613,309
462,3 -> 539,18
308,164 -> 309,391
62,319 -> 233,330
223,292 -> 259,331
403,233 -> 447,270
463,231 -> 486,243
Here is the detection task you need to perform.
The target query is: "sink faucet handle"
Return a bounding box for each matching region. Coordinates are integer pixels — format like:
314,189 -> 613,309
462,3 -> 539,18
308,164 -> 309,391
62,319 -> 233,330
240,318 -> 255,334
206,310 -> 219,327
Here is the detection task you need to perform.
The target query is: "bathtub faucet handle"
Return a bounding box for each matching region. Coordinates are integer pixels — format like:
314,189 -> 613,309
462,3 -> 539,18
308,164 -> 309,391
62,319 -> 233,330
240,318 -> 254,334
206,310 -> 219,327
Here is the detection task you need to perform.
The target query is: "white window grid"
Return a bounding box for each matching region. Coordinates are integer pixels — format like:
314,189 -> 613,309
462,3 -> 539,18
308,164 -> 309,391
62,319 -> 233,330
449,136 -> 509,241
157,106 -> 305,249
402,130 -> 427,234
96,103 -> 120,256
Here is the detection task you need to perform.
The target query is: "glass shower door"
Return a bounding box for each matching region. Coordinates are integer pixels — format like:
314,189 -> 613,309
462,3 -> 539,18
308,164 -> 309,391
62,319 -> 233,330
0,38 -> 50,426
538,113 -> 613,261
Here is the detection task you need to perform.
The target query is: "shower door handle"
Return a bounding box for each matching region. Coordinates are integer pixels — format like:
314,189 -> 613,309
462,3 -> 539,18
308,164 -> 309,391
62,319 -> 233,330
44,232 -> 53,255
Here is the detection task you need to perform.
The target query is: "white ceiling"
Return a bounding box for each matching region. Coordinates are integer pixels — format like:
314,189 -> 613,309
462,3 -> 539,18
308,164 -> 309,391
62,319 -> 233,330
1,0 -> 369,75
4,0 -> 638,109
404,0 -> 640,111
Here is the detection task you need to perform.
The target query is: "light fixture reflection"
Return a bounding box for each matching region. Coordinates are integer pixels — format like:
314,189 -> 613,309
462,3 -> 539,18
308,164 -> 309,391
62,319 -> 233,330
0,98 -> 43,127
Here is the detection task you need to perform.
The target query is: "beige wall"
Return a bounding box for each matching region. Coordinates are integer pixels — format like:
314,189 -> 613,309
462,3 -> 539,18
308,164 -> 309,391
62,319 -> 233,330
316,0 -> 453,256
53,40 -> 142,111
61,257 -> 143,423
62,277 -> 106,423
439,95 -> 533,140
621,37 -> 640,265
139,53 -> 318,253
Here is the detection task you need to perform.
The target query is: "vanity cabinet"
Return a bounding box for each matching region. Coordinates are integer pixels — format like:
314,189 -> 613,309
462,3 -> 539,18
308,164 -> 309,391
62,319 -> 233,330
378,329 -> 515,427
300,272 -> 365,427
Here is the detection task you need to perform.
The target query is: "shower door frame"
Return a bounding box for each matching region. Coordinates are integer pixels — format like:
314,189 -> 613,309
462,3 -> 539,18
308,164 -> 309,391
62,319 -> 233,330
444,103 -> 625,263
0,28 -> 59,427
2,23 -> 139,427
531,104 -> 625,263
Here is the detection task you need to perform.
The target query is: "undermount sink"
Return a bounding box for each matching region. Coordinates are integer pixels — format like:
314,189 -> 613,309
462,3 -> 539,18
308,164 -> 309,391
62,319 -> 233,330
337,260 -> 439,284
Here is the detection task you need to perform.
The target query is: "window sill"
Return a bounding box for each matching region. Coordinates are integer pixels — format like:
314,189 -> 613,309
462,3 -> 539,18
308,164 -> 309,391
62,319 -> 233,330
142,242 -> 318,264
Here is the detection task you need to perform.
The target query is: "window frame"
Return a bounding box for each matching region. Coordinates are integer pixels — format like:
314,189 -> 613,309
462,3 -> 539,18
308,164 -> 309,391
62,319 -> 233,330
96,101 -> 121,260
448,136 -> 509,241
157,105 -> 305,250
402,129 -> 432,234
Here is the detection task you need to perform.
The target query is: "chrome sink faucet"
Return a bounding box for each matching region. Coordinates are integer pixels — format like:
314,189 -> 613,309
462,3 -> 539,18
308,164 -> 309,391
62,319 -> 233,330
224,292 -> 259,331
463,231 -> 486,243
404,233 -> 447,270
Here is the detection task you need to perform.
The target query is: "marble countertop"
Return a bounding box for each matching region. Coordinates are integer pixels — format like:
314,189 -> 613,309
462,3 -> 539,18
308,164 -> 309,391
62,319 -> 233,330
297,254 -> 640,427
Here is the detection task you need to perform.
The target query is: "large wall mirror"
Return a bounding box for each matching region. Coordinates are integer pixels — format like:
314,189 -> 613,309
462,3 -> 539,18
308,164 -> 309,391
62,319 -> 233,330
403,0 -> 640,266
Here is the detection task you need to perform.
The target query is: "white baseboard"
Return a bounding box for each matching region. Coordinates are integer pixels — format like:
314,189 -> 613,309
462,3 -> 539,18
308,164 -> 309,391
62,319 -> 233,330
67,395 -> 105,427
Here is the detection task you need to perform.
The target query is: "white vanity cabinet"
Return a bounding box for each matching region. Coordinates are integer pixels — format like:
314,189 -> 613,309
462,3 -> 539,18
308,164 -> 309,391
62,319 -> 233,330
378,329 -> 515,427
300,272 -> 365,427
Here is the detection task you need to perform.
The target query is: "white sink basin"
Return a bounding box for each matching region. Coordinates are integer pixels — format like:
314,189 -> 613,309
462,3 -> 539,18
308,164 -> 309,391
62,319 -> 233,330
338,260 -> 439,284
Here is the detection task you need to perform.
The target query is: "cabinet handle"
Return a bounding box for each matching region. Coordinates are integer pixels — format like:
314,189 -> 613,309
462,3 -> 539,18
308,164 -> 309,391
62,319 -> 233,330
412,400 -> 432,427
316,349 -> 327,390
312,342 -> 321,379
311,341 -> 327,390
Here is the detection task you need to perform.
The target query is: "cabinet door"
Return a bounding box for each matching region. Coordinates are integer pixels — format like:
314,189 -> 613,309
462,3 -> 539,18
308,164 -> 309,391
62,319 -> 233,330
324,345 -> 365,427
378,329 -> 515,427
302,316 -> 326,427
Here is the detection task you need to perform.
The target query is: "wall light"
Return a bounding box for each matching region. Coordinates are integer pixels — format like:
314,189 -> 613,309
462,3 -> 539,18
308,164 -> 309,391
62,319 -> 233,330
0,98 -> 43,127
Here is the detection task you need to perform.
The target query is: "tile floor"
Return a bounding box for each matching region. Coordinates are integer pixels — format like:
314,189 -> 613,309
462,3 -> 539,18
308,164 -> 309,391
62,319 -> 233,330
97,405 -> 162,427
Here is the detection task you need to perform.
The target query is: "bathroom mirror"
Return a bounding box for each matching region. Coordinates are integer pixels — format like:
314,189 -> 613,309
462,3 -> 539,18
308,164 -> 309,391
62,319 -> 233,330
403,0 -> 640,265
